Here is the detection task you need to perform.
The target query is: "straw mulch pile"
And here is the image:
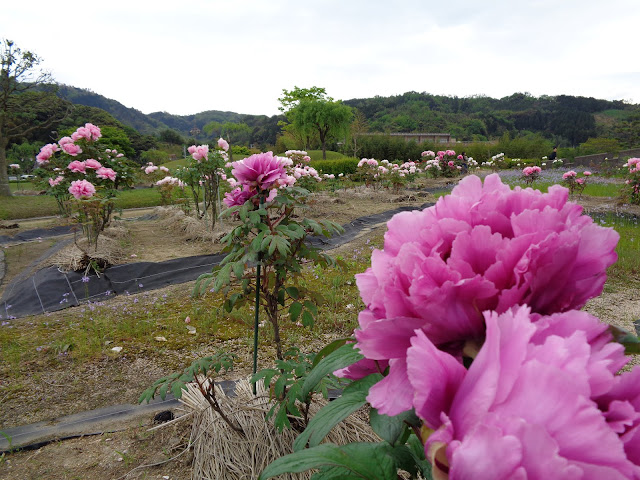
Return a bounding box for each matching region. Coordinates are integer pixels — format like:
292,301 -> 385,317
154,206 -> 232,243
180,378 -> 380,480
47,225 -> 128,272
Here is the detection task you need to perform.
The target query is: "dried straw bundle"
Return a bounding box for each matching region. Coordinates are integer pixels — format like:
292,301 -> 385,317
154,206 -> 217,242
48,235 -> 126,272
181,378 -> 379,480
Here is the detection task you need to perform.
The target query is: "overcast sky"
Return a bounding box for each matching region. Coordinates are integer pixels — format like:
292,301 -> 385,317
2,0 -> 638,117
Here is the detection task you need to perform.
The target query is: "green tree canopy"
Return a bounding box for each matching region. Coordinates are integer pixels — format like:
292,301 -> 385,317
1,39 -> 68,196
291,99 -> 353,159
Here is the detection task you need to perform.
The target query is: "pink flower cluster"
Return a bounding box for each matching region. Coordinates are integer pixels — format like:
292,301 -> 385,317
68,160 -> 87,174
292,165 -> 321,181
285,150 -> 311,165
421,150 -> 435,158
217,138 -> 229,152
188,144 -> 209,162
9,163 -> 20,169
68,179 -> 96,199
144,164 -> 159,174
224,152 -> 290,207
357,158 -> 379,168
71,123 -> 101,142
156,176 -> 185,187
96,167 -> 116,181
522,165 -> 541,176
58,137 -> 82,156
563,170 -> 577,179
36,143 -> 60,164
338,174 -> 631,475
48,176 -> 64,187
624,158 -> 640,173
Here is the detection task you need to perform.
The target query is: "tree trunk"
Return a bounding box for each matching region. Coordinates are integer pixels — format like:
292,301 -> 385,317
0,139 -> 11,197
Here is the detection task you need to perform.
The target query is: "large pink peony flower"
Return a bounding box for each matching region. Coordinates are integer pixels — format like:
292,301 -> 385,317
223,185 -> 257,207
411,306 -> 639,479
61,142 -> 82,156
349,174 -> 619,415
68,160 -> 87,174
217,137 -> 229,152
36,143 -> 59,164
96,167 -> 117,181
85,159 -> 102,170
231,152 -> 288,191
188,144 -> 209,162
71,123 -> 101,142
68,179 -> 96,199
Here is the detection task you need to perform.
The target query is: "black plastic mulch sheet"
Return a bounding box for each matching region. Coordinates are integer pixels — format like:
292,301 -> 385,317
1,202 -> 434,319
0,225 -> 75,245
1,254 -> 225,319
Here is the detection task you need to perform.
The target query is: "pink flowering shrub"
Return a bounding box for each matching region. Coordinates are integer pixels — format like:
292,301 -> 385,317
622,157 -> 640,204
521,165 -> 541,185
421,149 -> 459,178
155,176 -> 186,205
174,142 -> 229,227
562,169 -> 591,197
35,124 -> 134,250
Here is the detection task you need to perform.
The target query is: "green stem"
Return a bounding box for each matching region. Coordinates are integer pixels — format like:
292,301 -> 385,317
252,194 -> 265,395
252,262 -> 261,395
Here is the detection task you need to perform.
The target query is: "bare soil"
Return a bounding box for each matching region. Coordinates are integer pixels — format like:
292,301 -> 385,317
1,179 -> 639,480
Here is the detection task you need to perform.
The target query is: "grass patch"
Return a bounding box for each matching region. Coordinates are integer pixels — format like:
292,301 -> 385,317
0,188 -> 163,220
306,150 -> 349,161
599,109 -> 635,120
590,212 -> 640,280
113,188 -> 162,210
8,181 -> 38,193
0,195 -> 59,220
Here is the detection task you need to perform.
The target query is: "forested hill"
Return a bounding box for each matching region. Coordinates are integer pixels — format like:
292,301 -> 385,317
56,85 -> 283,146
56,86 -> 640,148
344,92 -> 637,145
56,85 -> 171,135
147,111 -> 283,147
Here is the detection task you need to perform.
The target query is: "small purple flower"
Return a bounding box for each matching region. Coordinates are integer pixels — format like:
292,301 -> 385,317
138,283 -> 143,288
81,276 -> 90,283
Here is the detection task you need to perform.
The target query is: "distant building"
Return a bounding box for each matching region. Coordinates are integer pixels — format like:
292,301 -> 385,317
361,132 -> 455,144
389,133 -> 455,144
